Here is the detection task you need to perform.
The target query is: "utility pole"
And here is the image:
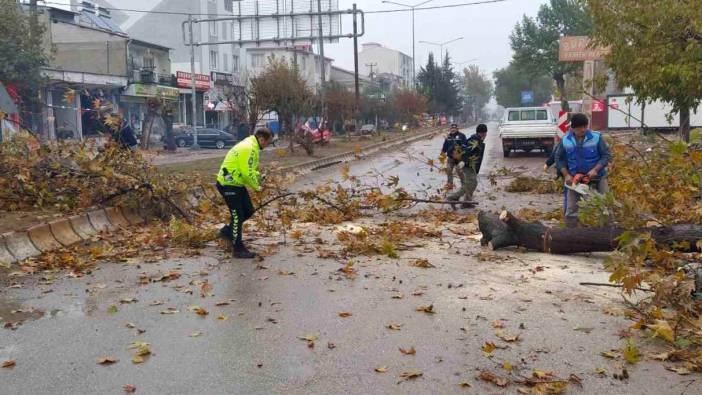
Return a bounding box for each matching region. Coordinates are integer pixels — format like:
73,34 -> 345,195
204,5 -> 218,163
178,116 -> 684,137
188,15 -> 200,149
352,3 -> 360,106
317,0 -> 326,122
365,63 -> 377,80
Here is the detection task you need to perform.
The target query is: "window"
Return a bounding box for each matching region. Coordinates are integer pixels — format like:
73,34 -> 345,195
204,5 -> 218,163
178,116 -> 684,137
224,0 -> 233,12
210,51 -> 218,69
209,20 -> 217,37
222,23 -> 226,39
223,55 -> 229,72
251,54 -> 264,68
142,57 -> 154,69
536,110 -> 548,120
520,110 -> 536,121
508,111 -> 520,121
232,55 -> 239,72
300,56 -> 307,71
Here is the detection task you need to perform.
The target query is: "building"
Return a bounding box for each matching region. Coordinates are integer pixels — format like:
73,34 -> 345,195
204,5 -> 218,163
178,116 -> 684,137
358,42 -> 413,88
244,45 -> 333,93
329,66 -> 372,92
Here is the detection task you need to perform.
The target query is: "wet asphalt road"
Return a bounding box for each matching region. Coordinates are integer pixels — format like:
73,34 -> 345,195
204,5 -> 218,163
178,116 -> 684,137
1,123 -> 699,394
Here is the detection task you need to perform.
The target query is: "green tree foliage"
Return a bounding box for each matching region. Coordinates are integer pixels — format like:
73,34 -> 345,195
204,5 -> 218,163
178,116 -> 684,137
249,57 -> 313,150
461,65 -> 494,122
417,53 -> 462,115
493,63 -> 553,108
0,0 -> 49,97
586,0 -> 702,142
510,0 -> 591,109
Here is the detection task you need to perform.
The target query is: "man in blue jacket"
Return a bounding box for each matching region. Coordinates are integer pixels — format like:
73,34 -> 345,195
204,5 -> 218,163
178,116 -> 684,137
556,113 -> 610,227
440,124 -> 467,188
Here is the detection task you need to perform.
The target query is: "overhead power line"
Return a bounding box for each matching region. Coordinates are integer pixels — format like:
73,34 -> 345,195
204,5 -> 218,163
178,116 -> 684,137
34,0 -> 507,17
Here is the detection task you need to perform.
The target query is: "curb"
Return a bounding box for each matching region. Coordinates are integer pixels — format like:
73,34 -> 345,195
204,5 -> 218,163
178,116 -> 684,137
0,127 -> 441,266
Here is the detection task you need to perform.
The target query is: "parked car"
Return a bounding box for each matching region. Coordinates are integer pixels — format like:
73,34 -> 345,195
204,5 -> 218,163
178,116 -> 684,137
499,106 -> 558,157
166,128 -> 237,149
360,124 -> 376,135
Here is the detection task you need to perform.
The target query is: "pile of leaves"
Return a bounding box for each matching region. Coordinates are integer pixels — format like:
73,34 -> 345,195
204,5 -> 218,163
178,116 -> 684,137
506,176 -> 562,194
579,139 -> 702,370
336,221 -> 441,258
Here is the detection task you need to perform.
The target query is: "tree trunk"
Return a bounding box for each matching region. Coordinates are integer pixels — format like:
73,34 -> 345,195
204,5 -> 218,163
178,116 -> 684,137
680,105 -> 691,143
554,73 -> 569,112
141,113 -> 155,150
478,211 -> 702,254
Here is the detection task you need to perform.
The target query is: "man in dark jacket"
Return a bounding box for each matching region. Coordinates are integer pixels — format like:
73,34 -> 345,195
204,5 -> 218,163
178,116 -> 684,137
440,124 -> 467,188
448,124 -> 487,204
555,113 -> 610,227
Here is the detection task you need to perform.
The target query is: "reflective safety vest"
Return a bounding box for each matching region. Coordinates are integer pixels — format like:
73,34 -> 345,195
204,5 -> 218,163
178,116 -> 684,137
562,130 -> 605,177
216,135 -> 261,190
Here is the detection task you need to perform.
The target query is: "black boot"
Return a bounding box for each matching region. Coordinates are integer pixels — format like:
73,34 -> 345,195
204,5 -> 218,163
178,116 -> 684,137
219,225 -> 232,241
232,244 -> 256,259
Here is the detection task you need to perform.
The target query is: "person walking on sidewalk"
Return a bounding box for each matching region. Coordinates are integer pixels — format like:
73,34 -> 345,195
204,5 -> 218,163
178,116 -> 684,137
440,123 -> 467,188
216,128 -> 273,258
555,113 -> 610,227
448,124 -> 488,205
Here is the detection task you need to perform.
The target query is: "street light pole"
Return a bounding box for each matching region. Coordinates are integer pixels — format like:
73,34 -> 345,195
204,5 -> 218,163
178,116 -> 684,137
419,36 -> 464,63
381,0 -> 434,89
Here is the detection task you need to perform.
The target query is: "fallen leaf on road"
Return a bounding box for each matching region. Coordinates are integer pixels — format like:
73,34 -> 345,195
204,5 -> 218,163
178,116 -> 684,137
410,259 -> 434,268
665,365 -> 692,375
122,384 -> 136,393
387,323 -> 402,330
477,371 -> 509,387
502,362 -> 513,372
595,367 -> 607,376
391,293 -> 404,299
107,304 -> 118,314
190,306 -> 209,316
218,314 -> 228,321
338,311 -> 352,318
189,331 -> 202,337
491,320 -> 505,329
416,304 -> 435,314
97,356 -> 118,365
125,322 -> 136,329
399,347 -> 416,355
459,381 -> 472,388
398,369 -> 423,382
622,339 -> 640,364
573,326 -> 593,334
160,308 -> 179,315
375,366 -> 388,373
600,351 -> 618,359
120,298 -> 137,304
2,359 -> 16,368
496,330 -> 520,342
649,319 -> 675,342
299,334 -> 318,342
650,352 -> 670,361
482,342 -> 496,354
327,342 -> 336,349
149,300 -> 164,306
215,301 -> 230,306
200,280 -> 213,297
277,270 -> 295,276
532,369 -> 552,379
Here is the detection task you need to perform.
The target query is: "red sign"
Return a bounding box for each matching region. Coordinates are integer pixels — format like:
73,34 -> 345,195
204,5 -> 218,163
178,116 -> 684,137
558,110 -> 569,136
591,100 -> 605,113
609,99 -> 620,110
176,71 -> 211,90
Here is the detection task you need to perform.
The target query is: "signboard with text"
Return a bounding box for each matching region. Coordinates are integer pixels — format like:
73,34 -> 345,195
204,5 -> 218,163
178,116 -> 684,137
176,71 -> 211,90
559,36 -> 609,62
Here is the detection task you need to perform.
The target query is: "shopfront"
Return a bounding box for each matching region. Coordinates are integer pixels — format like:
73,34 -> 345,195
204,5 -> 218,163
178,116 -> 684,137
175,71 -> 211,128
120,83 -> 179,141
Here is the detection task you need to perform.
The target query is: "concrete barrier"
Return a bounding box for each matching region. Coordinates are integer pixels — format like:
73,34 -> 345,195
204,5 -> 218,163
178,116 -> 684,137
87,209 -> 116,233
104,207 -> 130,228
120,207 -> 145,225
69,214 -> 97,239
2,231 -> 41,261
27,224 -> 63,252
0,237 -> 16,265
48,218 -> 83,247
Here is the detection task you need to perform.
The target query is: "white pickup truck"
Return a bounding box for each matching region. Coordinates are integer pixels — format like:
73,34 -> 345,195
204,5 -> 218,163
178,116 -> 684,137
499,106 -> 558,157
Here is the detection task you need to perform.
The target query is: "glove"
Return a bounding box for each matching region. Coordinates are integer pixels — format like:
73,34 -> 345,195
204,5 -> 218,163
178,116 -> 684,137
457,161 -> 465,169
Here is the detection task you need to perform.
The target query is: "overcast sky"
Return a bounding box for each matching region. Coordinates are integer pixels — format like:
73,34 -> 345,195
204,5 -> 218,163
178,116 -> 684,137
326,0 -> 548,77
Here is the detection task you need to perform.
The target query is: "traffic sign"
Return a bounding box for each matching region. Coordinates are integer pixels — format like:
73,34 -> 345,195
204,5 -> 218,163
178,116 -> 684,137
557,110 -> 569,137
521,91 -> 534,105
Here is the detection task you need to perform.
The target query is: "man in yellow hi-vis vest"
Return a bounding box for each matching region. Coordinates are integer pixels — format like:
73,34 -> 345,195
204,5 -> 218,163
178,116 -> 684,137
216,128 -> 273,258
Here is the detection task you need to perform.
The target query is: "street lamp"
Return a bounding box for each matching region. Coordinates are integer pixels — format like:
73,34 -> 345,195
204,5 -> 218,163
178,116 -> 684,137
419,36 -> 464,63
455,58 -> 478,66
381,0 -> 434,89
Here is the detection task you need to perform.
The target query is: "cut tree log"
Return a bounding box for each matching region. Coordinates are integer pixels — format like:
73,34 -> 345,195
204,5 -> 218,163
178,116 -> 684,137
478,210 -> 702,254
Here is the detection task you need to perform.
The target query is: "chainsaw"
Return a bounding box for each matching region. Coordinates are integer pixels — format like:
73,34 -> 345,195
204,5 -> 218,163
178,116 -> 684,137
564,173 -> 598,195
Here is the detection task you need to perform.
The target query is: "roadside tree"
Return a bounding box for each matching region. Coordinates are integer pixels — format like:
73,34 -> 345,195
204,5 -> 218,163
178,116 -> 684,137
493,63 -> 553,108
461,65 -> 494,123
587,0 -> 702,142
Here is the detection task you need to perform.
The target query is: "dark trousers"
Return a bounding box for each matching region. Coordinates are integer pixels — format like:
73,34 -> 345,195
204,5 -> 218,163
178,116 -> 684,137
216,183 -> 254,248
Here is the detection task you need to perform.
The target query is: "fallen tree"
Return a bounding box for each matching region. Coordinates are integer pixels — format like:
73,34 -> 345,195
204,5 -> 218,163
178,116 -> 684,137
478,210 -> 702,254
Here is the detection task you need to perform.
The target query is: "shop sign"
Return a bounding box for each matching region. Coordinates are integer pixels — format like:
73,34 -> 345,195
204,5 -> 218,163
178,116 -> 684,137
176,71 -> 211,90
